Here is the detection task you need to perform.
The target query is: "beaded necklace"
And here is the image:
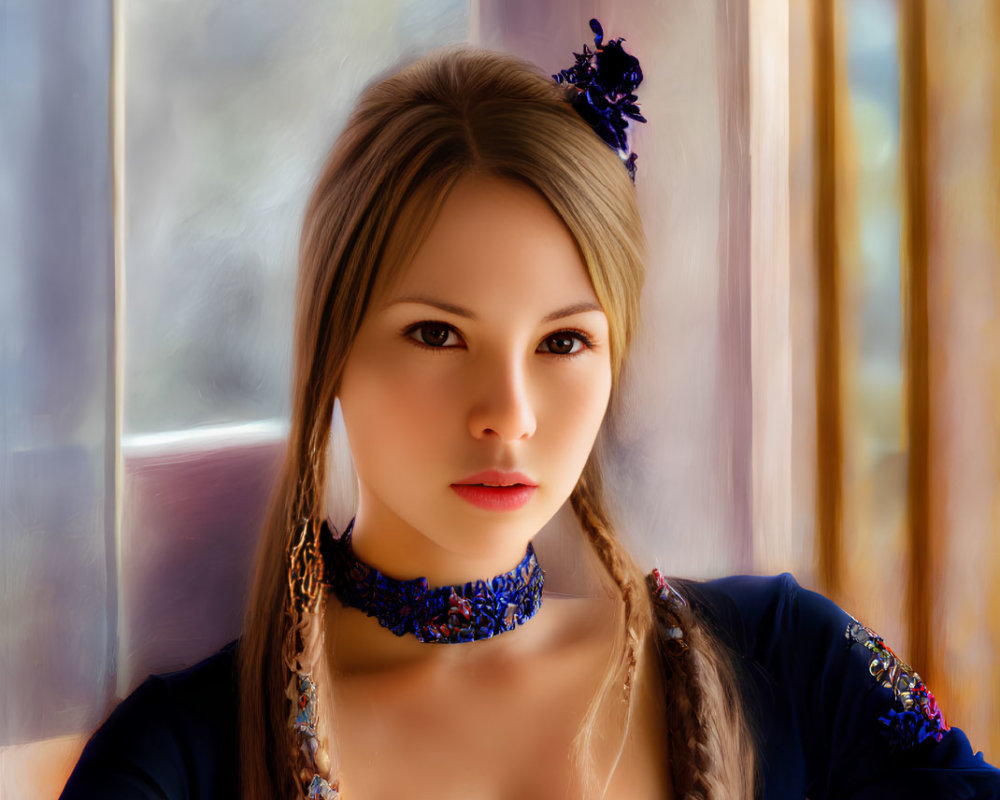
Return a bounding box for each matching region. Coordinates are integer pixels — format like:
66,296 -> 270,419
320,519 -> 545,643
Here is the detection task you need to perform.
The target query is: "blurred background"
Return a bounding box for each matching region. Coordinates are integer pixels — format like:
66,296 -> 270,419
1,0 -> 997,796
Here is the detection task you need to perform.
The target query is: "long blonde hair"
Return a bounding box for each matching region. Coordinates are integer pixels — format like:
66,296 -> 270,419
239,45 -> 755,799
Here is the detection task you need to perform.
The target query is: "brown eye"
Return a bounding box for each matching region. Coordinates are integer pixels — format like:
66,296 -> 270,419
408,322 -> 458,348
540,332 -> 588,355
421,325 -> 450,346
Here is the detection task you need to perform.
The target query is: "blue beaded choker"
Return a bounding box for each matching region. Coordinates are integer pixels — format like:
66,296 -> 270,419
320,520 -> 545,644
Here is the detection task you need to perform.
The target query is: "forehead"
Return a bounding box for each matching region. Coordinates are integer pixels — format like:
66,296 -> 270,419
379,174 -> 599,314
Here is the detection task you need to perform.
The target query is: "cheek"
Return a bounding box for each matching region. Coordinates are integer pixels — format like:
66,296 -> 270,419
339,353 -> 458,472
536,363 -> 612,463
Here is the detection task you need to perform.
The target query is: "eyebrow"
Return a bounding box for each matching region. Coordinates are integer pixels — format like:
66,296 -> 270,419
387,296 -> 605,323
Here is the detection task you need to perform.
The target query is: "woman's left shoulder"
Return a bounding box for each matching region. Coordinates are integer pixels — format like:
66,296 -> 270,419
647,571 -> 1000,798
670,571 -> 843,656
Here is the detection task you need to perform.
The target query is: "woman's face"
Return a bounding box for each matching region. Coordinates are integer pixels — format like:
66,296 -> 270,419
337,174 -> 612,582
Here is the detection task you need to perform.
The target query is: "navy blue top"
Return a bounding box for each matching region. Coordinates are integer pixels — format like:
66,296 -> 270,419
60,574 -> 1000,799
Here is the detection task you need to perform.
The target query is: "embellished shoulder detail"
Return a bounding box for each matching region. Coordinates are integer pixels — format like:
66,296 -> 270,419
845,619 -> 950,752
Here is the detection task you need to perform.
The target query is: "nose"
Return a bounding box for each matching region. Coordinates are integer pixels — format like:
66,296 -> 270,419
466,354 -> 537,442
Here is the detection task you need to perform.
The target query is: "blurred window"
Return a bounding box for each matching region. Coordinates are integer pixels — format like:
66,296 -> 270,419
123,0 -> 469,435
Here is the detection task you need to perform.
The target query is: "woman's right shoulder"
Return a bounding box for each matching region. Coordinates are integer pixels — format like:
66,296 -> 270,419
59,639 -> 241,800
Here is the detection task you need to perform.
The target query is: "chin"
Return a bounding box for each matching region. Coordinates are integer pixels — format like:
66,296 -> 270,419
436,507 -> 547,558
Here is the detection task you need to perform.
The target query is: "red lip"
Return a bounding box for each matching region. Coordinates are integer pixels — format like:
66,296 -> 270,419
450,484 -> 537,511
452,469 -> 538,487
450,469 -> 538,511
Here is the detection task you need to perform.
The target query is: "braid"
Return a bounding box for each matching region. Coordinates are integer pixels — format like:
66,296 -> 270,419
650,573 -> 756,799
650,578 -> 705,797
281,435 -> 341,798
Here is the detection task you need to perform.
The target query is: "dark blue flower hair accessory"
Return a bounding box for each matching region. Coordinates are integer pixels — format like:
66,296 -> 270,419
321,519 -> 545,644
553,18 -> 646,182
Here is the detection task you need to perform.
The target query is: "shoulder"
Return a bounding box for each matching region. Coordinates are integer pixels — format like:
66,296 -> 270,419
60,639 -> 241,800
156,637 -> 240,716
647,571 -> 1000,798
670,571 -> 843,658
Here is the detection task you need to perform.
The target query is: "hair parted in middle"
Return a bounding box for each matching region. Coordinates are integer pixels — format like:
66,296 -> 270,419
239,44 -> 756,800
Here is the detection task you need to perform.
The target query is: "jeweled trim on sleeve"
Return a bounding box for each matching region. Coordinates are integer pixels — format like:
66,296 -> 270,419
845,619 -> 950,752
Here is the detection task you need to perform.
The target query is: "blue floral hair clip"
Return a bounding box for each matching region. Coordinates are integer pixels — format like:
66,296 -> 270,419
553,18 -> 646,182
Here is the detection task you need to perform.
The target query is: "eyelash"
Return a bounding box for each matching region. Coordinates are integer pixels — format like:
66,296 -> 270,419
402,321 -> 595,357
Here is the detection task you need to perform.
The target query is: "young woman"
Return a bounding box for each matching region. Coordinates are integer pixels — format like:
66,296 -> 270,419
61,24 -> 1000,800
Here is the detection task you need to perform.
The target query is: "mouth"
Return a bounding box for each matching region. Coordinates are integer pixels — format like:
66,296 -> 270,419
450,483 -> 538,511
